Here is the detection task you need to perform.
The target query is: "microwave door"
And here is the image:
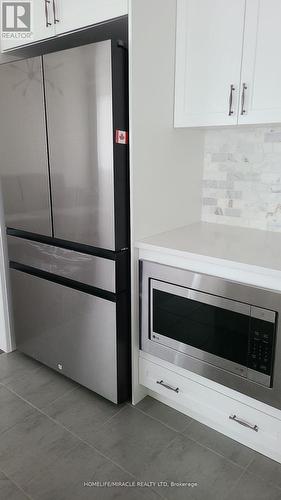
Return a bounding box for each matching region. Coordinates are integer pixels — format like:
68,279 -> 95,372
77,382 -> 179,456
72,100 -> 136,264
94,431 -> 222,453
150,279 -> 250,378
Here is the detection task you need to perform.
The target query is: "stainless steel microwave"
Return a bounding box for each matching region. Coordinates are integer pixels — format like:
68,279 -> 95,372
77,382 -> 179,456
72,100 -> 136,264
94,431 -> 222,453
140,260 -> 281,410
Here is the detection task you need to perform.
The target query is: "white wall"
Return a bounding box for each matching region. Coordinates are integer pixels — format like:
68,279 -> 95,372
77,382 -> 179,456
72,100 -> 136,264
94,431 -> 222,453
130,0 -> 204,241
129,0 -> 204,402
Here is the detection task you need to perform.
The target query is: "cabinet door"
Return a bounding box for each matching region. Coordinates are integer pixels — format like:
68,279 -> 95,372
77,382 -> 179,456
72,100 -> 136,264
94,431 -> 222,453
55,0 -> 128,35
1,0 -> 56,52
0,58 -> 52,235
239,0 -> 281,125
174,0 -> 245,127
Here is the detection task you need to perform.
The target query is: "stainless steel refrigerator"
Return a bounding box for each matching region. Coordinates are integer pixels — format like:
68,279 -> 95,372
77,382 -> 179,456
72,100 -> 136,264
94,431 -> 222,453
0,21 -> 130,404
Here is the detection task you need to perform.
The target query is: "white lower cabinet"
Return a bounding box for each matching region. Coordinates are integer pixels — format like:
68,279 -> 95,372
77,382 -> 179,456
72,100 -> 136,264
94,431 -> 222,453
139,354 -> 281,463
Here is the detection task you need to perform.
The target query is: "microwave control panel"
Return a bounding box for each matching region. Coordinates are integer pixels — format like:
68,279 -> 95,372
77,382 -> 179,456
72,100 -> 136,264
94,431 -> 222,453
248,312 -> 276,382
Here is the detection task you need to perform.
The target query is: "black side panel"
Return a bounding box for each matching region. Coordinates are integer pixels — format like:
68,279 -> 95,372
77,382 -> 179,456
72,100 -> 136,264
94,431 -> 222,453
116,291 -> 131,403
9,17 -> 128,59
111,40 -> 130,251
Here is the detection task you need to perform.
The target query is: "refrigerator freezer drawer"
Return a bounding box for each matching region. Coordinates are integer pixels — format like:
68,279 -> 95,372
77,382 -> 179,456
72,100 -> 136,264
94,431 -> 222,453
8,236 -> 116,292
10,268 -> 118,403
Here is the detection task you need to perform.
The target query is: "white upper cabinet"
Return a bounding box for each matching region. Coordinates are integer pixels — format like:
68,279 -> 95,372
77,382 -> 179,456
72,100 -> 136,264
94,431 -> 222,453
175,0 -> 281,127
55,0 -> 128,35
1,0 -> 128,52
1,1 -> 56,51
239,0 -> 281,125
174,0 -> 246,127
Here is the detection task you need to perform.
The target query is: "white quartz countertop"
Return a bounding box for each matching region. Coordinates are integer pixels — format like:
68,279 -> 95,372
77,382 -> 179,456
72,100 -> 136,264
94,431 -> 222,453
136,222 -> 281,291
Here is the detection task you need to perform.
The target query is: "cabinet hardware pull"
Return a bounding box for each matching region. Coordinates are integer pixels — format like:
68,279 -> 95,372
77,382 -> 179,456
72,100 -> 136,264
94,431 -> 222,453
229,414 -> 258,432
228,84 -> 235,116
241,83 -> 248,115
156,380 -> 179,393
45,0 -> 52,27
52,0 -> 59,23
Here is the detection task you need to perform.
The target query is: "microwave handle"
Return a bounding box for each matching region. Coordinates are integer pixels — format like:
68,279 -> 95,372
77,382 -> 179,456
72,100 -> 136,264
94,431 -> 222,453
151,279 -> 250,317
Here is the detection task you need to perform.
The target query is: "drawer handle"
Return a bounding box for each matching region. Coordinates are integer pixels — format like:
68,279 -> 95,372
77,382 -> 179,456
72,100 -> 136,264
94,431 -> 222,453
229,414 -> 258,432
156,380 -> 179,393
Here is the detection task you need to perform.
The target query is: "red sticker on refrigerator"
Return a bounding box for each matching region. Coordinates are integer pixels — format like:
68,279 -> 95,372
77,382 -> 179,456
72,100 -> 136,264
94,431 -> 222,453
115,130 -> 128,144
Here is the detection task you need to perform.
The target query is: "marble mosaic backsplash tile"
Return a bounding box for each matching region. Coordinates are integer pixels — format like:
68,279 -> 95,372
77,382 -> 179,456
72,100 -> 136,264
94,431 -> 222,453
201,127 -> 281,232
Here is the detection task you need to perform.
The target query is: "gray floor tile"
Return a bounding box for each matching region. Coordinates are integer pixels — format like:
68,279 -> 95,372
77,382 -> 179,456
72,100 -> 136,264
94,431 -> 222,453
0,351 -> 41,385
248,453 -> 281,489
0,411 -> 80,490
89,405 -> 177,476
226,471 -> 281,500
140,434 -> 243,500
4,364 -> 77,409
183,419 -> 255,467
24,441 -> 108,500
135,396 -> 193,432
86,461 -> 162,500
0,471 -> 29,500
25,442 -> 160,500
42,385 -> 122,439
0,386 -> 36,435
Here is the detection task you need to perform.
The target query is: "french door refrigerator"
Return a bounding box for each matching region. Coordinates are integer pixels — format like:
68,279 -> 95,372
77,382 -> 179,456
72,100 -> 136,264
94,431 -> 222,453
0,24 -> 130,403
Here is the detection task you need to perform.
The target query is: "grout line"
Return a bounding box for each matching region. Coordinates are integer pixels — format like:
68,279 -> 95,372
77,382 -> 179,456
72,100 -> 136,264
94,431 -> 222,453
39,385 -> 80,411
2,385 -> 182,499
244,455 -> 255,472
221,467 -> 247,500
177,430 -> 246,472
0,364 -> 49,390
4,366 -> 281,495
0,467 -> 34,500
241,456 -> 281,492
1,386 -> 140,480
179,417 -> 194,433
127,402 -> 184,433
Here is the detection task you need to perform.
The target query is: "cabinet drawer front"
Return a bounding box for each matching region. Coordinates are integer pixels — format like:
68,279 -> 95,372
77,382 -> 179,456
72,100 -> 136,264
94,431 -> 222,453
139,356 -> 281,460
11,269 -> 118,402
8,236 -> 115,292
